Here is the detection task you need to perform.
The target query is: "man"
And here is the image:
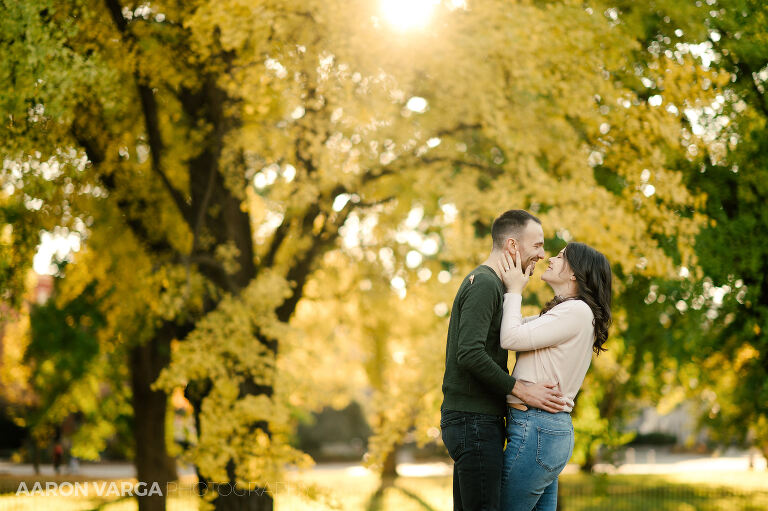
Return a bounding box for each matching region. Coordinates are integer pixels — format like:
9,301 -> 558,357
441,210 -> 568,511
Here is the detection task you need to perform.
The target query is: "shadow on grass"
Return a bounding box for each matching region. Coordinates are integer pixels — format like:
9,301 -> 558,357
365,478 -> 438,511
394,485 -> 438,511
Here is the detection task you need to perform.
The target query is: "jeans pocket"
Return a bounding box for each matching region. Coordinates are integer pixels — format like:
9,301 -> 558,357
508,410 -> 526,427
504,417 -> 527,462
535,426 -> 572,472
441,411 -> 465,427
441,420 -> 466,460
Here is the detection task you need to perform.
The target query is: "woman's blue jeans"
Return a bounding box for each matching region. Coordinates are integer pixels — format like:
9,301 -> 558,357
500,407 -> 574,511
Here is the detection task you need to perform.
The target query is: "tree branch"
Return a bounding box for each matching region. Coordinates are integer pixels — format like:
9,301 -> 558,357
71,125 -> 177,256
103,0 -> 127,32
261,220 -> 290,270
420,156 -> 501,173
275,202 -> 353,323
104,0 -> 194,228
137,85 -> 195,224
356,196 -> 396,208
433,122 -> 482,138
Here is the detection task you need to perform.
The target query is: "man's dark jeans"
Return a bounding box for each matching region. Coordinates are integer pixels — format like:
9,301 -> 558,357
441,409 -> 505,511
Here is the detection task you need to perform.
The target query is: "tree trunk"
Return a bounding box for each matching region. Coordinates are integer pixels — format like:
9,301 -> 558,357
381,446 -> 398,480
760,445 -> 768,470
580,441 -> 596,473
31,439 -> 40,475
194,459 -> 273,511
131,328 -> 178,511
206,485 -> 274,511
367,446 -> 398,511
580,457 -> 595,472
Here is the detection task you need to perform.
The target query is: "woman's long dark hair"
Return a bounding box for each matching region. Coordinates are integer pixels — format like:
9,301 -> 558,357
540,242 -> 612,355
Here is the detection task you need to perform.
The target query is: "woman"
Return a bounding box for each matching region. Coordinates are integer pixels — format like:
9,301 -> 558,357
497,242 -> 612,511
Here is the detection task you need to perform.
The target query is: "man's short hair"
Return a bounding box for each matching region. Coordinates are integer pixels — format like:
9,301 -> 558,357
491,210 -> 541,249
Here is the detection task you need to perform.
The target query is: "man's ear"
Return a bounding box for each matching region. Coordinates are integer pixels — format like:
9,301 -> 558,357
506,238 -> 517,253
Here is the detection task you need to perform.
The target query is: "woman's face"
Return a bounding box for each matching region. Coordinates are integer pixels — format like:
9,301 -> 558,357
541,248 -> 574,285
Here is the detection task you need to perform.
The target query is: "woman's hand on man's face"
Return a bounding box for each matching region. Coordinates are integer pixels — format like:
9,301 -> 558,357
499,249 -> 533,293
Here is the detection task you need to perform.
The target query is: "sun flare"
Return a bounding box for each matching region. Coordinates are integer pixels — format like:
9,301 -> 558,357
381,0 -> 439,31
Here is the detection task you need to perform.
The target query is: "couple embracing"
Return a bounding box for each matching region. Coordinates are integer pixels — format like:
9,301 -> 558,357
440,210 -> 612,511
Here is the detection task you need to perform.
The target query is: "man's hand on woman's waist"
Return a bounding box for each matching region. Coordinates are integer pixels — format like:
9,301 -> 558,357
511,381 -> 572,413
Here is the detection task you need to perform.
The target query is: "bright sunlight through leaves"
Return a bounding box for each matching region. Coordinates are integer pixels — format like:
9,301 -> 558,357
380,0 -> 439,30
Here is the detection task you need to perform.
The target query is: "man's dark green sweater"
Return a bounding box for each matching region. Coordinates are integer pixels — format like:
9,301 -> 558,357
441,265 -> 517,417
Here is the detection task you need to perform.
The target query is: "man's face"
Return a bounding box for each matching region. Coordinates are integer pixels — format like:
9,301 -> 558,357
508,221 -> 546,271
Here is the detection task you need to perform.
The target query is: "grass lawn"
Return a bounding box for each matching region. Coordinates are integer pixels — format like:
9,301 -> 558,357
556,472 -> 768,511
0,469 -> 766,510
